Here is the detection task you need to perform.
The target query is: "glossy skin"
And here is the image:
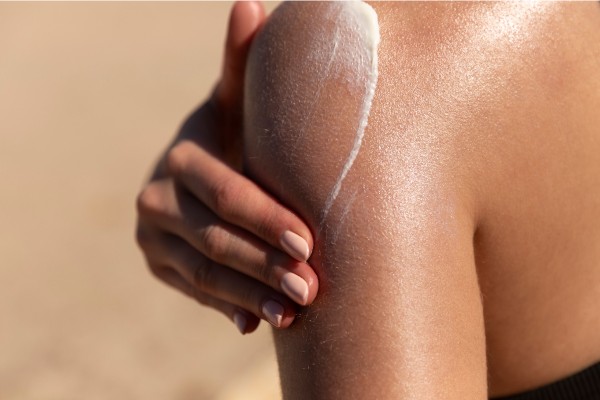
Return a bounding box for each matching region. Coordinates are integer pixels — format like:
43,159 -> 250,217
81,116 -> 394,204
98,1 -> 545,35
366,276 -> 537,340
244,2 -> 600,398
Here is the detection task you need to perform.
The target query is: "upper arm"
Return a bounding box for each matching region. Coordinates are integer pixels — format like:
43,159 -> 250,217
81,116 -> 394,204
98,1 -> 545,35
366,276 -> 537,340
243,2 -> 489,398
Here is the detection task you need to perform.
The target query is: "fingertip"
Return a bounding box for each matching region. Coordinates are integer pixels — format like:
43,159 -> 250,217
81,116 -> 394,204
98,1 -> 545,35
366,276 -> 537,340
228,0 -> 265,51
305,270 -> 319,306
234,1 -> 265,25
262,299 -> 284,327
260,298 -> 299,329
276,211 -> 315,262
244,315 -> 260,334
233,310 -> 260,335
277,311 -> 297,330
218,1 -> 266,109
303,259 -> 320,299
280,271 -> 309,306
282,261 -> 320,306
280,230 -> 311,262
233,311 -> 247,334
283,217 -> 315,261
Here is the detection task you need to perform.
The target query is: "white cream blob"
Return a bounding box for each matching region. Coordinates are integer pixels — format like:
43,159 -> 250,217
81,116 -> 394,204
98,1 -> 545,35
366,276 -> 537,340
319,1 -> 380,227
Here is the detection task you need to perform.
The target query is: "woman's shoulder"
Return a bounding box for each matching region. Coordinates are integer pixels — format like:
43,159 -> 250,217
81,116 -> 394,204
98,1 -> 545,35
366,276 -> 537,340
246,3 -> 600,394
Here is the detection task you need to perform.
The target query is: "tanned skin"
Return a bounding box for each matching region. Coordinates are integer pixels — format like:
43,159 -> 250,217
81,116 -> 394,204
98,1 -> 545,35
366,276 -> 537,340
244,2 -> 600,398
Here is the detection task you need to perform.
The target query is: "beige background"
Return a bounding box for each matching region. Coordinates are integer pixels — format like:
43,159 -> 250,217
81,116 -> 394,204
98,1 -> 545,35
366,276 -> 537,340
0,2 -> 282,399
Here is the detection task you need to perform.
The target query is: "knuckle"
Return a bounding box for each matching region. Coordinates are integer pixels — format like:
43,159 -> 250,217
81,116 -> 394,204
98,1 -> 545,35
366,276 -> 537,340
250,256 -> 277,285
210,178 -> 239,217
255,202 -> 280,241
192,260 -> 218,294
193,291 -> 210,307
147,263 -> 164,281
254,258 -> 274,285
239,283 -> 259,310
134,225 -> 153,250
165,141 -> 192,177
189,279 -> 209,305
136,183 -> 165,216
200,225 -> 230,261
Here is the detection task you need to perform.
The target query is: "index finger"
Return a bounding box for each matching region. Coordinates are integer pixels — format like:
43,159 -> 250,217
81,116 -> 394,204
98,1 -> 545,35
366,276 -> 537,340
167,141 -> 313,262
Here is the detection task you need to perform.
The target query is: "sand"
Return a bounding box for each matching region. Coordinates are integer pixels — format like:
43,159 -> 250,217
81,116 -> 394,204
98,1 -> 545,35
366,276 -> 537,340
0,2 -> 281,399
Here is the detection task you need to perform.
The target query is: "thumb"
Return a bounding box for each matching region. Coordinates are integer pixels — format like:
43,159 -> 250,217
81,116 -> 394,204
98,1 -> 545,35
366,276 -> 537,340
215,1 -> 266,110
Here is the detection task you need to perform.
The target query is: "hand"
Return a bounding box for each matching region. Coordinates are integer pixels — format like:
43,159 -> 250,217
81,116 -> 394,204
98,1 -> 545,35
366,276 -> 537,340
135,1 -> 318,334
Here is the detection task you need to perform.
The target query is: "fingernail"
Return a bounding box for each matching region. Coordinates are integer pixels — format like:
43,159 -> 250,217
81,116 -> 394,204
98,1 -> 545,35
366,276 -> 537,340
280,230 -> 310,262
281,272 -> 309,305
262,300 -> 284,327
233,311 -> 246,334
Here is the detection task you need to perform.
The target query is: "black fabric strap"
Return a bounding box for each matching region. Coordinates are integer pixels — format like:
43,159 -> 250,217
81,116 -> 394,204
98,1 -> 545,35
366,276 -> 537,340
490,361 -> 600,400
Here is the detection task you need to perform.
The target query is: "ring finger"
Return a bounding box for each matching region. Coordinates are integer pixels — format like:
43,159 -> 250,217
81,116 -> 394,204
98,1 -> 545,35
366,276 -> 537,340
155,232 -> 298,328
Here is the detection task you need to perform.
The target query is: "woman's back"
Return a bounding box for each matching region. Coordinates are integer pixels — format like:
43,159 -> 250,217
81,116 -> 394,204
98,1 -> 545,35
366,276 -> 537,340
244,2 -> 600,398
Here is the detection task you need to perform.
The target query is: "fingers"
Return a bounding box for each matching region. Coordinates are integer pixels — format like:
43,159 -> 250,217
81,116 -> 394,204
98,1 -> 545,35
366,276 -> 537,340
144,230 -> 297,329
215,1 -> 266,110
153,264 -> 261,334
135,1 -> 315,336
166,140 -> 315,263
137,178 -> 318,306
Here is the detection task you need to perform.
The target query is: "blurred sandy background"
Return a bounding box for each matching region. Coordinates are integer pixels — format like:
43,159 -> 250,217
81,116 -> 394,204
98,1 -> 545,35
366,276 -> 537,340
0,2 -> 282,399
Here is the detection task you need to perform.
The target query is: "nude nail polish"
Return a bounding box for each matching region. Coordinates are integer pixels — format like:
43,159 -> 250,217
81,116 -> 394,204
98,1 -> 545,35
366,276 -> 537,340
233,312 -> 246,334
281,272 -> 309,305
262,300 -> 284,327
280,230 -> 310,262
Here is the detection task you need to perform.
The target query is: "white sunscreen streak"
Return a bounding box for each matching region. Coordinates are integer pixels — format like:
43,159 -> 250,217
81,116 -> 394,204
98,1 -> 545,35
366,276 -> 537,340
320,2 -> 380,227
330,190 -> 358,245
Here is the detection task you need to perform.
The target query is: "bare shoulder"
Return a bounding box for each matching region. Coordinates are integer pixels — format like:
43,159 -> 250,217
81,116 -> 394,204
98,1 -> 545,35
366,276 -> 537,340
370,2 -> 600,396
245,2 -> 600,397
368,1 -> 600,209
245,3 -> 488,398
